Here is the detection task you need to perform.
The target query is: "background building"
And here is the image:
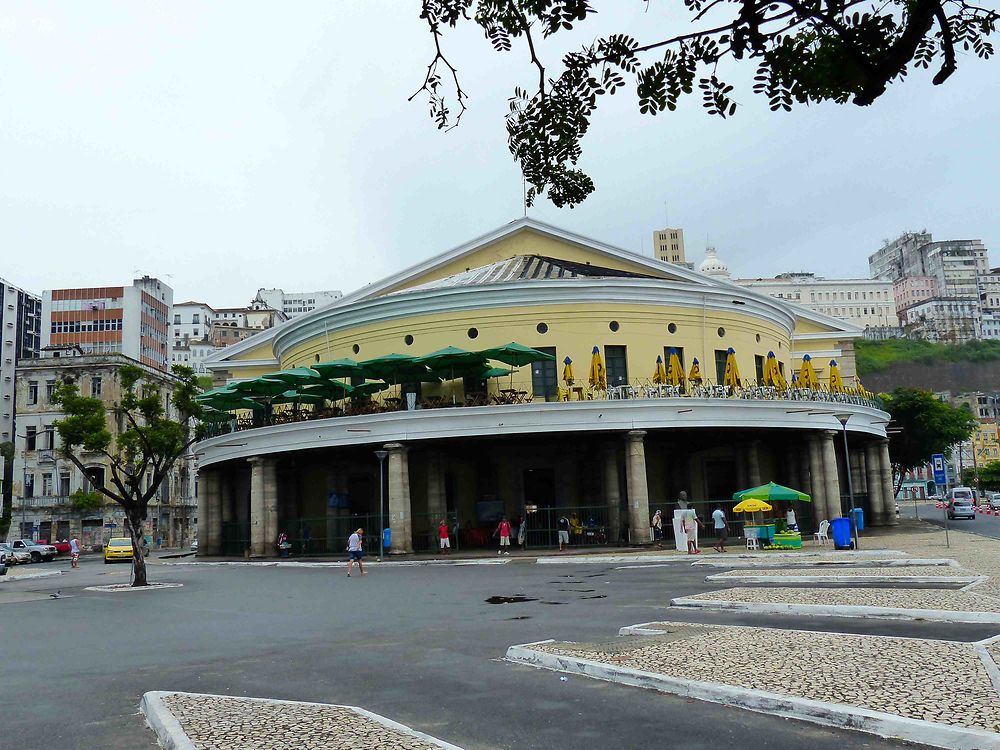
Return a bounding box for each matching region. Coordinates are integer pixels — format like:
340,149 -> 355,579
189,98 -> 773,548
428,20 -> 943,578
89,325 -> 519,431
8,347 -> 194,548
255,288 -> 342,317
651,228 -> 690,267
42,276 -> 173,371
1,277 -> 41,443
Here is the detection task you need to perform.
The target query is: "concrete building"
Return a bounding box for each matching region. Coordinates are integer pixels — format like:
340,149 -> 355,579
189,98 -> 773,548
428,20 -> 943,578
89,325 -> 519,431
892,276 -> 937,318
42,276 -> 173,372
255,288 -> 342,318
8,348 -> 195,548
651,228 -> 688,267
901,298 -> 981,343
737,272 -> 895,331
194,219 -> 893,558
0,277 -> 42,443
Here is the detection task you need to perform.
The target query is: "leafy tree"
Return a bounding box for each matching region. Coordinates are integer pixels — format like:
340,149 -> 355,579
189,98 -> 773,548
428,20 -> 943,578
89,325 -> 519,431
69,488 -> 104,513
971,461 -> 1000,491
53,364 -> 204,586
0,440 -> 13,538
880,387 -> 976,496
413,1 -> 998,207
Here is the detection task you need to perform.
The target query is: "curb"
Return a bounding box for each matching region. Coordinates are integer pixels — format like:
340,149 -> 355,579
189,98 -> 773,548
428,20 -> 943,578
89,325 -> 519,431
140,691 -> 466,750
504,643 -> 1000,750
536,554 -> 690,565
703,573 -> 980,585
161,558 -> 509,568
670,597 -> 1000,624
0,570 -> 63,583
692,557 -> 959,569
84,583 -> 184,593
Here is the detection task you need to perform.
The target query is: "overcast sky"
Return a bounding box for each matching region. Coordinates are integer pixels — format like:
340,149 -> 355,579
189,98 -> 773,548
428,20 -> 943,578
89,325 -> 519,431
1,2 -> 997,306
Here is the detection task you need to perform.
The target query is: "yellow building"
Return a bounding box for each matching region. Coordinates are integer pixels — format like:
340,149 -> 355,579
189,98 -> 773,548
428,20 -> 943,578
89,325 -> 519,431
196,219 -> 893,556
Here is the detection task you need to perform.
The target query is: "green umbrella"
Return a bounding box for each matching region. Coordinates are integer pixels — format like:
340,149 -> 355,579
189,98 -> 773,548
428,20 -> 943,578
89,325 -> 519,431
358,353 -> 438,384
231,377 -> 293,398
350,381 -> 390,397
198,393 -> 265,412
262,368 -> 323,387
272,389 -> 327,406
478,342 -> 555,367
732,482 -> 811,503
195,384 -> 240,402
300,380 -> 354,400
311,358 -> 363,379
200,407 -> 235,423
414,346 -> 488,377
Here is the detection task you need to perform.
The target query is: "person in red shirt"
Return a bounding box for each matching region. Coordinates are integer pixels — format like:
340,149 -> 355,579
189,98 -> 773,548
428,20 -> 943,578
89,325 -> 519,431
438,519 -> 451,555
495,517 -> 512,556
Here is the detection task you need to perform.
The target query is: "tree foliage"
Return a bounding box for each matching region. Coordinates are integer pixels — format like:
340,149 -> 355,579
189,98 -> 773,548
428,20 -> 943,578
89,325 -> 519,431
413,0 -> 998,207
880,387 -> 976,494
968,460 -> 1000,491
54,364 -> 204,586
69,488 -> 104,513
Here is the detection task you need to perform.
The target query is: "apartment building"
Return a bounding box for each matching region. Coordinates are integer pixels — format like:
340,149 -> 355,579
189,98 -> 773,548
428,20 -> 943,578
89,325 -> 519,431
651,228 -> 690,267
0,278 -> 42,443
255,288 -> 342,317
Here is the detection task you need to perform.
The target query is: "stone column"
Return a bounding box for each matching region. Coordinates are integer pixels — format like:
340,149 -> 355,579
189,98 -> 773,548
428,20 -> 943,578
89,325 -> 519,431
879,439 -> 897,526
865,441 -> 885,526
602,444 -> 621,545
220,472 -> 234,524
807,436 -> 827,522
426,452 -> 447,524
386,443 -> 413,553
197,469 -> 216,556
747,441 -> 762,487
263,459 -> 278,554
821,431 -> 843,518
625,431 -> 650,545
248,457 -> 266,557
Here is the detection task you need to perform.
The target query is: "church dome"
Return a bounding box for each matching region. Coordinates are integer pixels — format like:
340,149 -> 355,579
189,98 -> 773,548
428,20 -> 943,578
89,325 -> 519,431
699,246 -> 730,278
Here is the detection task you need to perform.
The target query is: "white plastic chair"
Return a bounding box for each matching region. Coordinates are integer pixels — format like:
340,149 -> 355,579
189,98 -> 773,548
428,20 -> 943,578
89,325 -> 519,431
745,526 -> 760,551
813,519 -> 830,545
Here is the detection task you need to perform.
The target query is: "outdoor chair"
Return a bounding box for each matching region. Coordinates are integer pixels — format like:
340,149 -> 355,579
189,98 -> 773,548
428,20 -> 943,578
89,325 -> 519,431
813,519 -> 830,545
744,526 -> 760,551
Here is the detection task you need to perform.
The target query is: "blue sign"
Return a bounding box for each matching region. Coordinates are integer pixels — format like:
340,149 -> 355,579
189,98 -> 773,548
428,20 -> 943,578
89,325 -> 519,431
931,453 -> 947,485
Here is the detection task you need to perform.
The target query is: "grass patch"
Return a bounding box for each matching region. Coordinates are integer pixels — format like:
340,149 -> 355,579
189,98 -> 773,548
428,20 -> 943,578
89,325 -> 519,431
857,339 -> 1000,374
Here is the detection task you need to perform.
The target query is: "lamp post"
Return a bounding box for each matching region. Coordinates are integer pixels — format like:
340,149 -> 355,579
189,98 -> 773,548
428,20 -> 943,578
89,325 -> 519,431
374,449 -> 388,561
833,413 -> 860,550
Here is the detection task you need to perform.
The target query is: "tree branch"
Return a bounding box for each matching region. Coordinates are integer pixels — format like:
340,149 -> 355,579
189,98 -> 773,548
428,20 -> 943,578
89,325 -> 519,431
408,3 -> 469,130
932,4 -> 957,83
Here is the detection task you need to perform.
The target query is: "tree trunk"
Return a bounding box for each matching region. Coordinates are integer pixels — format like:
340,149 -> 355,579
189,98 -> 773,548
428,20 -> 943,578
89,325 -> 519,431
125,510 -> 148,587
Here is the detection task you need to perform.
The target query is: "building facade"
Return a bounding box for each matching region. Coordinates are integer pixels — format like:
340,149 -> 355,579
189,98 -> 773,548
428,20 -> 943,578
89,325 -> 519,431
737,273 -> 895,330
1,277 -> 42,443
8,349 -> 195,548
651,228 -> 688,267
255,288 -> 342,317
194,219 -> 894,558
42,276 -> 173,372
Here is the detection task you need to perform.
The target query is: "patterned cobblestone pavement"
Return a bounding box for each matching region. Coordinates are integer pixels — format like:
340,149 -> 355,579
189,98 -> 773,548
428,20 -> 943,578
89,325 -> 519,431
712,566 -> 974,578
159,694 -> 453,749
531,622 -> 1000,732
682,586 -> 1000,612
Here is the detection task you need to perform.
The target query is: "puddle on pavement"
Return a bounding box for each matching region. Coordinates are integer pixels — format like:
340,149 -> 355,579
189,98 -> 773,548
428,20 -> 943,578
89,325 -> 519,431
541,601 -> 567,605
506,615 -> 532,620
485,595 -> 538,604
580,594 -> 607,600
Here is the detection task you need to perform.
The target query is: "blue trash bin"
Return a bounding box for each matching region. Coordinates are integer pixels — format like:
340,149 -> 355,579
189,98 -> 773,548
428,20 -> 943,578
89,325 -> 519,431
849,507 -> 865,532
830,517 -> 852,549
383,527 -> 392,551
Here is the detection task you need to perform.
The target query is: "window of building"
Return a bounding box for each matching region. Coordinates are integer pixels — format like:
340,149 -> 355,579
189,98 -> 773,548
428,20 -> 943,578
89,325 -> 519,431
604,345 -> 628,387
43,424 -> 54,449
173,314 -> 181,324
714,350 -> 729,383
42,472 -> 53,496
754,354 -> 765,384
91,376 -> 102,398
25,426 -> 36,451
45,380 -> 56,401
531,346 -> 559,401
192,313 -> 200,324
59,472 -> 71,497
23,472 -> 34,498
27,381 -> 38,405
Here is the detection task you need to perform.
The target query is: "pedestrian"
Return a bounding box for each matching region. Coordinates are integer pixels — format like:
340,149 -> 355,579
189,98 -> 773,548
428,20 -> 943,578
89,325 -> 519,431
711,505 -> 728,553
437,519 -> 451,555
495,516 -> 512,555
69,536 -> 80,569
557,514 -> 570,551
785,505 -> 799,532
683,509 -> 704,555
346,528 -> 365,577
155,534 -> 162,549
651,510 -> 663,548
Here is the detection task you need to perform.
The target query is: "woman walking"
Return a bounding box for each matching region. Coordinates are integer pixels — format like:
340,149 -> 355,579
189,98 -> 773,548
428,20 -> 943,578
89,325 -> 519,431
346,528 -> 365,577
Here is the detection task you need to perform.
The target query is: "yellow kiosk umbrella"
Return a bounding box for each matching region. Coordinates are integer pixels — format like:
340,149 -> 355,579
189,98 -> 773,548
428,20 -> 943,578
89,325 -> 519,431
562,356 -> 575,386
763,351 -> 787,390
723,347 -> 741,388
653,355 -> 667,385
667,348 -> 685,387
589,346 -> 607,390
829,359 -> 844,393
798,354 -> 819,389
732,498 -> 774,513
688,358 -> 703,384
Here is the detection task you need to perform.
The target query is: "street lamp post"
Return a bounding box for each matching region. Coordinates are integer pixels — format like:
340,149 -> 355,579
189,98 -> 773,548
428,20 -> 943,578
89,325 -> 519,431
833,413 -> 860,550
374,450 -> 388,561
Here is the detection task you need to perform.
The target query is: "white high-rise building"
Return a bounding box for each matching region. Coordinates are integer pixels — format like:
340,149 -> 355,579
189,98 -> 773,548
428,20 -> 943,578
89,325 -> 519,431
255,288 -> 342,317
0,277 -> 42,443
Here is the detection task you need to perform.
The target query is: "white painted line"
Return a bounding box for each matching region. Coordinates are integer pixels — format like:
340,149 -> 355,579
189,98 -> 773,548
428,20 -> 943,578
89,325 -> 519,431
504,644 -> 1000,750
0,570 -> 63,582
536,555 -> 690,565
693,557 -> 958,569
161,558 -> 509,568
703,573 -> 979,585
960,576 -> 991,592
670,597 -> 1000,624
140,691 -> 466,750
84,582 -> 184,593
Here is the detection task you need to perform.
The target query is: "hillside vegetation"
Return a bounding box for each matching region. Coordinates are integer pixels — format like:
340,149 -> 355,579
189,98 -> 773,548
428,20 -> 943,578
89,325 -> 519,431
856,339 -> 1000,375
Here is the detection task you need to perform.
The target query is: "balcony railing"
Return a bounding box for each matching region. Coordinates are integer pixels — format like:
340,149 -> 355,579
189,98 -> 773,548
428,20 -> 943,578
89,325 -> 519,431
200,381 -> 882,439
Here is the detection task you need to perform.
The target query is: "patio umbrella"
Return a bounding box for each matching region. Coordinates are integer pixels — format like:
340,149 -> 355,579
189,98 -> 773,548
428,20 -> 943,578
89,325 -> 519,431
231,377 -> 294,398
829,359 -> 844,393
652,355 -> 667,385
197,392 -> 265,412
763,351 -> 787,390
798,354 -> 819,389
195,384 -> 240,402
478,342 -> 555,368
415,346 -> 488,403
262,368 -> 323,387
300,379 -> 354,400
349,381 -> 391,397
723,347 -> 741,388
688,358 -> 703,385
588,346 -> 607,390
731,496 -> 776,528
563,356 -> 575,386
733,482 -> 811,503
272,389 -> 327,406
667,348 -> 685,387
311,358 -> 363,379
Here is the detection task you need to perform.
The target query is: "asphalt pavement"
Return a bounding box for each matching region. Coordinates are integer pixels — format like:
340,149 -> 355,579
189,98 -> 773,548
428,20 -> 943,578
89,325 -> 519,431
3,552 -> 996,750
898,501 -> 1000,540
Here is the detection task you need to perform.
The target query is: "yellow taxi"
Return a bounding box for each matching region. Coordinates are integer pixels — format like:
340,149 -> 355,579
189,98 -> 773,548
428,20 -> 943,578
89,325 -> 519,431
104,538 -> 136,564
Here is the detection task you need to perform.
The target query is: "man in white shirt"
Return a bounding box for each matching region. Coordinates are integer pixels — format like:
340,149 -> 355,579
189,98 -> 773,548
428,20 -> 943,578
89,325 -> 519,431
346,528 -> 365,577
711,506 -> 728,553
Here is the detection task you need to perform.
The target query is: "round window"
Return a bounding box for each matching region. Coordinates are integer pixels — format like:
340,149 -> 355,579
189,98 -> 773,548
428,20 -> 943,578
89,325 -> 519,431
536,323 -> 548,334
314,353 -> 320,362
352,344 -> 360,354
609,321 -> 620,332
467,327 -> 479,339
668,323 -> 677,334
717,327 -> 726,337
404,335 -> 414,346
755,333 -> 761,343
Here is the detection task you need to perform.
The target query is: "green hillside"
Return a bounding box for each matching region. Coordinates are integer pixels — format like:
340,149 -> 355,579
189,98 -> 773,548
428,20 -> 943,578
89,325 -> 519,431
856,339 -> 1000,375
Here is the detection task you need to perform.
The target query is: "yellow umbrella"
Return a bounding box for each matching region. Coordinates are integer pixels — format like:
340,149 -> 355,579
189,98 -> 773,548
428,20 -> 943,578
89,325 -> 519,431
732,498 -> 773,513
588,346 -> 607,390
562,356 -> 575,386
653,355 -> 667,385
667,348 -> 684,387
798,354 -> 819,389
688,358 -> 703,384
723,347 -> 741,388
828,359 -> 844,393
763,351 -> 787,390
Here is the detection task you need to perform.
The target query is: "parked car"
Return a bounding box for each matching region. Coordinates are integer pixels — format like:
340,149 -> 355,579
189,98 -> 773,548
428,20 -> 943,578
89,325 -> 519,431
11,539 -> 58,562
946,491 -> 976,521
0,542 -> 31,565
989,492 -> 1000,510
38,539 -> 72,555
190,539 -> 198,552
103,537 -> 149,563
1,547 -> 6,576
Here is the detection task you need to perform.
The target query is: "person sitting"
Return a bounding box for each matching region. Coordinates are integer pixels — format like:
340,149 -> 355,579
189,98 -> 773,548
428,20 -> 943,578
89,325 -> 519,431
569,513 -> 583,539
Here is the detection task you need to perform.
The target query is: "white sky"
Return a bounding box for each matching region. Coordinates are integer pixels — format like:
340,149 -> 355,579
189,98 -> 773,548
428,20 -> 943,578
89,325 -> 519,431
1,2 -> 997,306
